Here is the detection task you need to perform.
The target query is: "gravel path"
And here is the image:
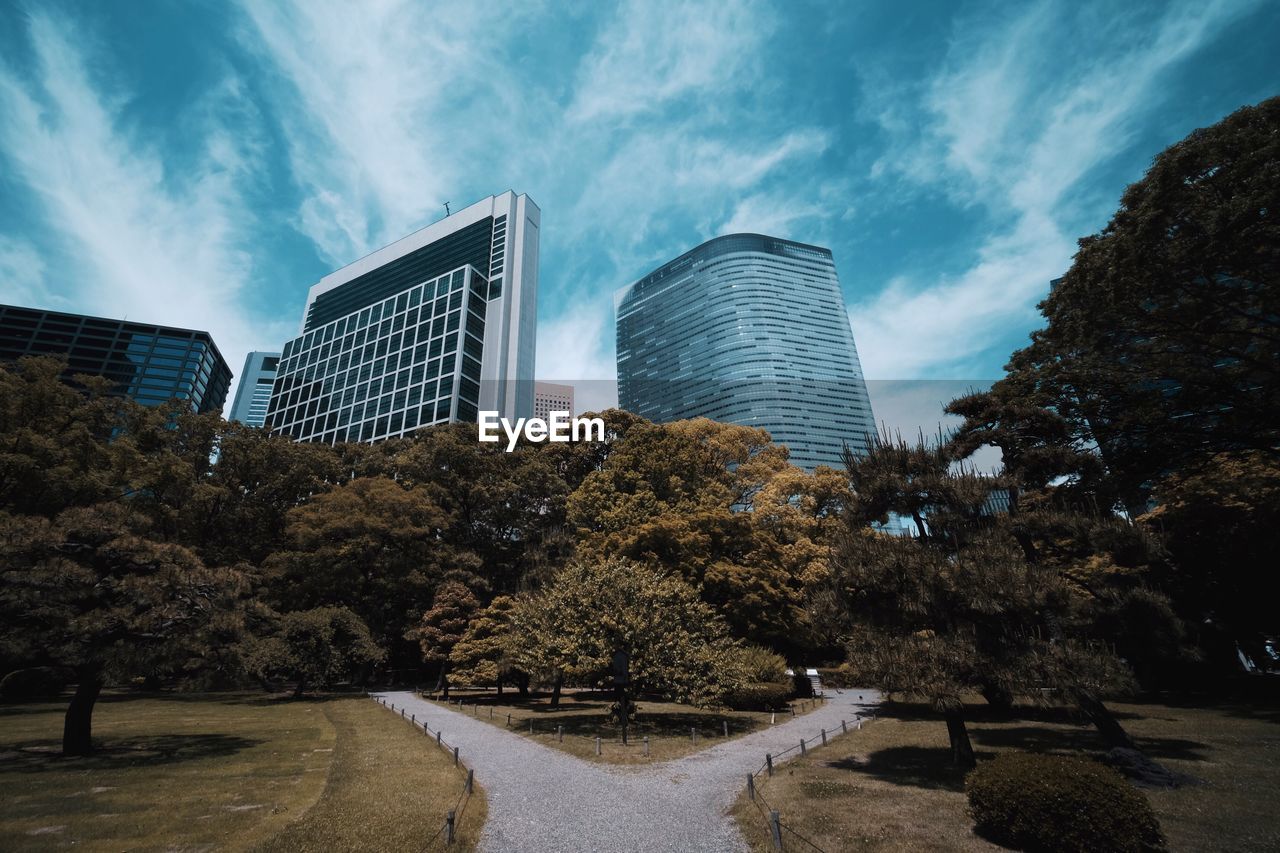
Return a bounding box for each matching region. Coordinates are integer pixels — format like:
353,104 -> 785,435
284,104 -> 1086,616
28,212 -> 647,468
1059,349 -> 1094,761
374,689 -> 880,852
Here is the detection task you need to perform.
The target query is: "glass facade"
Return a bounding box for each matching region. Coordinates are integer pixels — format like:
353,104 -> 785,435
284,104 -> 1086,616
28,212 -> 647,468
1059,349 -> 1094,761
266,266 -> 488,444
0,303 -> 232,413
229,351 -> 280,427
615,234 -> 876,470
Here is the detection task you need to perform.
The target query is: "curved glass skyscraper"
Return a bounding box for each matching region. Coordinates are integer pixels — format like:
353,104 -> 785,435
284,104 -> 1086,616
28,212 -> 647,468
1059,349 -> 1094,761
615,234 -> 875,470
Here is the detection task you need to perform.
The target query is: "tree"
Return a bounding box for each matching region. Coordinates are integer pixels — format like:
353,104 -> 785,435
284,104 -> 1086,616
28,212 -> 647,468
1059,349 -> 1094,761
0,504 -> 251,755
448,595 -> 527,694
1143,450 -> 1280,653
980,96 -> 1279,513
265,476 -> 471,666
246,607 -> 383,697
827,439 -> 1137,768
567,417 -> 827,652
508,558 -> 740,708
407,581 -> 479,699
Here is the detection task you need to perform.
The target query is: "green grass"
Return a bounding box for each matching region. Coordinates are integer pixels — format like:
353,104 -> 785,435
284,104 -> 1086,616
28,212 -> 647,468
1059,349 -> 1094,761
0,691 -> 485,851
730,694 -> 1280,852
426,687 -> 823,764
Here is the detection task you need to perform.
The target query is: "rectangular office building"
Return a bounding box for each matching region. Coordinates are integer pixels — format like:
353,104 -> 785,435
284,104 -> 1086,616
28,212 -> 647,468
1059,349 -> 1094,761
0,303 -> 232,413
228,351 -> 280,427
267,192 -> 539,444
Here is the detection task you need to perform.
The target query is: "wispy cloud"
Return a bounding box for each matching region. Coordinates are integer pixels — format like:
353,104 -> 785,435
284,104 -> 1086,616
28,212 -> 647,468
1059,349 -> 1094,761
0,10 -> 288,409
0,235 -> 50,307
236,0 -> 547,267
567,0 -> 773,124
851,0 -> 1259,378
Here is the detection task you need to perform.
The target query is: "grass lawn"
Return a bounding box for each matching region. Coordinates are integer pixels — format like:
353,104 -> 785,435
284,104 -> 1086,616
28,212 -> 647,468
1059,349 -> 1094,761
0,691 -> 485,851
425,688 -> 824,764
730,694 -> 1280,852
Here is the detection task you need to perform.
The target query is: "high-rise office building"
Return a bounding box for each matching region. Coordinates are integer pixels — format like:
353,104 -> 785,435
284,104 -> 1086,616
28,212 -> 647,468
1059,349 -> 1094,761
0,303 -> 232,413
229,351 -> 281,427
266,192 -> 539,444
615,234 -> 875,470
533,381 -> 575,420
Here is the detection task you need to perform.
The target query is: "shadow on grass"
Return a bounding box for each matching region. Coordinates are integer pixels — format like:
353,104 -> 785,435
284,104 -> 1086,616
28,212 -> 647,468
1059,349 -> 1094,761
0,733 -> 263,772
968,725 -> 1210,763
825,746 -> 973,792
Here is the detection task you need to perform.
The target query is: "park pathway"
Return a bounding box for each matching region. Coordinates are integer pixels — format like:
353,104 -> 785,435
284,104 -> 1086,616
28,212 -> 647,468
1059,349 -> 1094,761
374,689 -> 880,853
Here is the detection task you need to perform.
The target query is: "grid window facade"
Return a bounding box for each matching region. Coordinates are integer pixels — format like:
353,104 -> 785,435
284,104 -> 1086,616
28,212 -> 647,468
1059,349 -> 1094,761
0,303 -> 232,413
267,266 -> 488,444
615,234 -> 876,470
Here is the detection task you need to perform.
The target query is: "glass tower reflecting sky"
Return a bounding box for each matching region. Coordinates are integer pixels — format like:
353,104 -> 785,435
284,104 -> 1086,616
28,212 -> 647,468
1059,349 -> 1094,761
229,350 -> 280,427
615,234 -> 875,470
0,303 -> 232,413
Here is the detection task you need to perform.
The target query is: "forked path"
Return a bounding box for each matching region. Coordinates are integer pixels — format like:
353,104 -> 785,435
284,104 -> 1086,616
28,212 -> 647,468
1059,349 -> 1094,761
375,689 -> 880,852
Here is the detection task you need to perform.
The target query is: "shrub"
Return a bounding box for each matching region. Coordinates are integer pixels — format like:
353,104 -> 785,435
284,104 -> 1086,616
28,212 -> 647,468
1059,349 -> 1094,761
0,667 -> 68,701
966,751 -> 1165,852
723,681 -> 792,711
721,645 -> 792,709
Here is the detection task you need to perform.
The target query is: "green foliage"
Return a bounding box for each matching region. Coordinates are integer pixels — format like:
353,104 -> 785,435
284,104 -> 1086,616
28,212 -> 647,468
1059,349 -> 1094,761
720,644 -> 792,710
266,476 -> 470,660
407,581 -> 480,666
449,595 -> 524,689
508,558 -> 740,706
966,752 -> 1165,852
965,97 -> 1279,513
247,607 -> 383,695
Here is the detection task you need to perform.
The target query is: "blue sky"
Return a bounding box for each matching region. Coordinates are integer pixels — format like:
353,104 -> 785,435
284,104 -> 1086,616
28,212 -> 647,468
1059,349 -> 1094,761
1,0 -> 1276,429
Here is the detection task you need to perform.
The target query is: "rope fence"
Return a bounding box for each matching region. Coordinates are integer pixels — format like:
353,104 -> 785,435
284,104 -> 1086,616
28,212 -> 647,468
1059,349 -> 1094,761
741,709 -> 875,852
372,695 -> 478,849
414,690 -> 831,759
380,689 -> 872,852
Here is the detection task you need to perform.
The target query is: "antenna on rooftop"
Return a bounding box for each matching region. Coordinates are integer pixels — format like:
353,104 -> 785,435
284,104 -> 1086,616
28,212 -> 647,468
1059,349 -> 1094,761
444,201 -> 451,216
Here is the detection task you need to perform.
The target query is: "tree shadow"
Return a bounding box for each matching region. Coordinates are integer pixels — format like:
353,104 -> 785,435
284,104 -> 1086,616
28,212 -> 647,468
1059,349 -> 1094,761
968,725 -> 1210,763
825,746 -> 972,792
0,733 -> 264,773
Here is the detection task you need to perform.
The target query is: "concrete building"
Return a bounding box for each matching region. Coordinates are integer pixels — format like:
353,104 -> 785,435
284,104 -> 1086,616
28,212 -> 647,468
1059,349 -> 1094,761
266,192 -> 539,444
533,381 -> 575,420
0,303 -> 231,413
615,233 -> 875,470
228,351 -> 280,427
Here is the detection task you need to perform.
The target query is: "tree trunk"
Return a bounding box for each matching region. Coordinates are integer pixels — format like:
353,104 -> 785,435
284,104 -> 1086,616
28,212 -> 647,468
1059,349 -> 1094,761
516,672 -> 529,696
940,701 -> 976,769
496,678 -> 503,697
550,672 -> 563,708
293,677 -> 307,699
440,669 -> 451,701
1075,689 -> 1137,750
62,674 -> 103,757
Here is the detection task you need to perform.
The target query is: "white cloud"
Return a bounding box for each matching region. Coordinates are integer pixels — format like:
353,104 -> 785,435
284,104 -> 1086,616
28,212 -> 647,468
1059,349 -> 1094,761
236,0 -> 542,266
567,0 -> 772,123
0,236 -> 51,307
535,298 -> 618,412
853,0 -> 1259,378
0,11 -> 290,413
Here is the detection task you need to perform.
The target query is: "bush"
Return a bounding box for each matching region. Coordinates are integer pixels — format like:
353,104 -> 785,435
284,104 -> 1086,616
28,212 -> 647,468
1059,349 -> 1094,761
0,667 -> 68,701
966,751 -> 1165,852
721,645 -> 791,709
723,681 -> 792,711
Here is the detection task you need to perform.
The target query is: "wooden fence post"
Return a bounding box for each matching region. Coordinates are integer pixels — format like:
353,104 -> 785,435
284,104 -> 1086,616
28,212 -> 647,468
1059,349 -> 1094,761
595,737 -> 601,756
465,769 -> 473,794
841,720 -> 847,734
690,726 -> 696,744
821,728 -> 827,746
723,720 -> 729,738
446,809 -> 456,845
453,745 -> 459,766
769,810 -> 783,851
437,731 -> 442,747
766,753 -> 773,776
557,725 -> 563,743
747,773 -> 755,801
643,736 -> 649,757
800,738 -> 806,757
